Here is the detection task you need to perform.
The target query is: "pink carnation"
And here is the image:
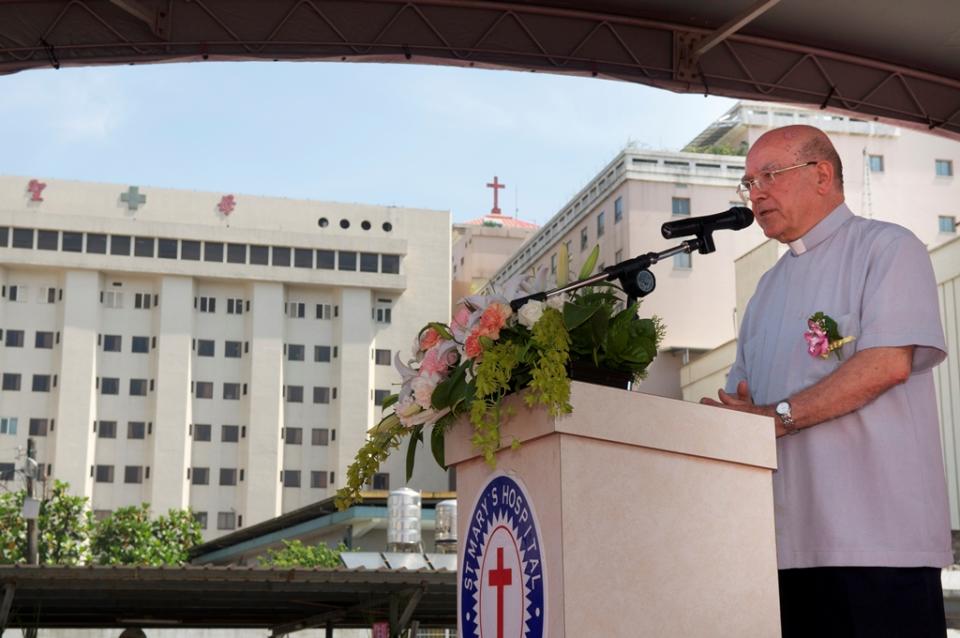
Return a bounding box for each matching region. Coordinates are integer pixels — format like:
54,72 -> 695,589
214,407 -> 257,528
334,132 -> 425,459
419,346 -> 448,375
419,328 -> 442,352
804,321 -> 830,358
464,333 -> 483,359
478,303 -> 512,340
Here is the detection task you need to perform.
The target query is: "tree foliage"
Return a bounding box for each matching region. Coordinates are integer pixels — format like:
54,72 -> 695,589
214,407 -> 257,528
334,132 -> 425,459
258,540 -> 346,568
0,481 -> 201,566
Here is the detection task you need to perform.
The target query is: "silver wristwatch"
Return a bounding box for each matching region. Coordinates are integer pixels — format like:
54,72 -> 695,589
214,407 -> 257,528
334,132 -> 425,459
776,401 -> 799,435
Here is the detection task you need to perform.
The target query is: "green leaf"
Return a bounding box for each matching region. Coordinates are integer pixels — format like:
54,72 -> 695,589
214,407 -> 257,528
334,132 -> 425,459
405,425 -> 423,482
563,302 -> 601,331
578,245 -> 600,280
432,361 -> 468,409
430,423 -> 446,468
380,393 -> 399,412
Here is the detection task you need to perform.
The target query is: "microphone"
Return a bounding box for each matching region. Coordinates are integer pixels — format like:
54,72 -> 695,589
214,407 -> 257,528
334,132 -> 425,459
661,206 -> 754,239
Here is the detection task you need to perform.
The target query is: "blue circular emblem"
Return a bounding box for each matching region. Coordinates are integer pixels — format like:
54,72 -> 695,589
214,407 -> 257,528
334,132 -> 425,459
459,473 -> 546,638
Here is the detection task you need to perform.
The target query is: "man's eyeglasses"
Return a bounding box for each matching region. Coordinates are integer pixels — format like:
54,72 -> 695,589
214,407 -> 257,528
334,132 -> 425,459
736,161 -> 818,202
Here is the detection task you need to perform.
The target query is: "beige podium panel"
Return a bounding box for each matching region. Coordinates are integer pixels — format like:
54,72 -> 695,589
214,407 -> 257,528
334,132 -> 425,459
447,381 -> 781,638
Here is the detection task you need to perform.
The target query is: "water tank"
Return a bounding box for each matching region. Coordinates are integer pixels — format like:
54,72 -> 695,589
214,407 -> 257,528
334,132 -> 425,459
435,499 -> 458,554
387,488 -> 421,551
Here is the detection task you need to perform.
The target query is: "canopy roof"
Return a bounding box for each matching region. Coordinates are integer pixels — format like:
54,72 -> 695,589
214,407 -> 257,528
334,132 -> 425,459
1,1 -> 959,138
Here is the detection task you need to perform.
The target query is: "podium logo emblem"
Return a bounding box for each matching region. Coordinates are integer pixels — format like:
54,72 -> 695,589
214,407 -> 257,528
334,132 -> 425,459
460,473 -> 545,638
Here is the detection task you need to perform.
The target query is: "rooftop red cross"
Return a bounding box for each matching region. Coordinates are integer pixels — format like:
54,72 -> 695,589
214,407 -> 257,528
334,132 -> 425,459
488,546 -> 513,638
486,176 -> 506,216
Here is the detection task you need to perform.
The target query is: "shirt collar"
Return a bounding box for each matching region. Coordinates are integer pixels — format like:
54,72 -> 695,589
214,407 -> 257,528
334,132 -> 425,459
787,203 -> 853,256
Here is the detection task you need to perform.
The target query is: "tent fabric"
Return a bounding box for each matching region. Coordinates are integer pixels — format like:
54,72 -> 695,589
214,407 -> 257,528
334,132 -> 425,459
1,1 -> 958,136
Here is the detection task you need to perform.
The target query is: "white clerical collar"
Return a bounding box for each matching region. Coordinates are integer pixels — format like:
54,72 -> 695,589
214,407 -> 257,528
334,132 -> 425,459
788,203 -> 854,257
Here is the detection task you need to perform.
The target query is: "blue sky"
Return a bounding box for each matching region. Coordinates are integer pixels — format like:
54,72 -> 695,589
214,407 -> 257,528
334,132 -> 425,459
0,61 -> 736,225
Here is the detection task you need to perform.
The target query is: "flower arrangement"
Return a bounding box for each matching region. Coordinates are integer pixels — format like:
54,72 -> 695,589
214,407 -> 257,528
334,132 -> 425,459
335,247 -> 665,509
804,311 -> 855,360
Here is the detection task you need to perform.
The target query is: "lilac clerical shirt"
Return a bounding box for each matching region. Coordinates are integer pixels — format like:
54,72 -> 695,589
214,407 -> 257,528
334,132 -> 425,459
727,203 -> 952,569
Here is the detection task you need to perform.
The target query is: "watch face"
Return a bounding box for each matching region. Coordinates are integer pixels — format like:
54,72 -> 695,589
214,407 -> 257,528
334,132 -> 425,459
776,402 -> 790,416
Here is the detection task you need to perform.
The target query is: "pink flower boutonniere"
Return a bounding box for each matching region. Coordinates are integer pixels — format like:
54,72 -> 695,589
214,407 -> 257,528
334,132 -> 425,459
804,311 -> 855,360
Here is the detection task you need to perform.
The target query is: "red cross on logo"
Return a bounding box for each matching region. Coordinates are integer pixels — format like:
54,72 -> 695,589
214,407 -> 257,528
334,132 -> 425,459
488,546 -> 513,638
27,179 -> 46,202
218,195 -> 236,215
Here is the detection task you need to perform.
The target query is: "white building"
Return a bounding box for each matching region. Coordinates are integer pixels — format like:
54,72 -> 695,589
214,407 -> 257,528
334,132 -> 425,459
0,176 -> 451,539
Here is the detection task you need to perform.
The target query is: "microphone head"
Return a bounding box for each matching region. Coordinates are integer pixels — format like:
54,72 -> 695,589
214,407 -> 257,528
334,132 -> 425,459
730,206 -> 755,230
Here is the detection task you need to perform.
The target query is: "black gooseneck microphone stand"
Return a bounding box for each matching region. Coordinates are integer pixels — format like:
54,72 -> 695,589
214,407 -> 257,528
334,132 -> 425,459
509,229 -> 719,312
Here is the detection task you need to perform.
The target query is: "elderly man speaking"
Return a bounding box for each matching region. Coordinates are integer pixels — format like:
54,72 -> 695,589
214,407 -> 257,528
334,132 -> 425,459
701,125 -> 951,637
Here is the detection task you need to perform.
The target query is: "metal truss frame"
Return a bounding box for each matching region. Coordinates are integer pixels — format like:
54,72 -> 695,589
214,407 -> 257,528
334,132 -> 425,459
1,0 -> 959,138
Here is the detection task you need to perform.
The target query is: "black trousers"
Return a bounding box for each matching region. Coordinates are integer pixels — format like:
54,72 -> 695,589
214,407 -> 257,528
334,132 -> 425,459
778,567 -> 946,638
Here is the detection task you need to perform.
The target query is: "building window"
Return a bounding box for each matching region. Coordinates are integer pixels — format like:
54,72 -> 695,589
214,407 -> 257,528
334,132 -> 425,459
5,330 -> 24,347
228,243 -> 248,264
191,467 -> 210,485
221,425 -> 240,443
597,211 -> 605,237
614,196 -> 623,223
158,238 -> 178,259
103,334 -> 122,352
0,417 -> 18,435
204,242 -> 224,262
2,374 -> 21,391
134,236 -> 155,257
374,306 -> 392,324
360,253 -> 379,273
193,424 -> 212,441
97,421 -> 116,438
219,468 -> 238,486
249,245 -> 270,266
338,251 -> 357,271
197,339 -> 215,357
939,216 -> 956,233
129,379 -> 148,396
101,377 -> 120,395
311,471 -> 328,488
12,228 -> 34,249
316,250 -> 336,270
316,304 -> 333,319
181,240 -> 201,260
868,154 -> 884,172
312,428 -> 329,446
374,389 -> 391,406
217,512 -> 236,530
673,252 -> 693,270
283,470 -> 301,488
110,235 -> 131,255
6,285 -> 26,302
124,466 -> 144,484
550,253 -> 557,275
194,512 -> 208,529
294,248 -> 313,268
131,336 -> 150,353
287,344 -> 305,361
936,159 -> 953,177
224,341 -> 242,358
580,227 -> 588,251
671,197 -> 691,216
372,473 -> 390,490
314,345 -> 331,362
102,290 -> 123,309
32,375 -> 51,392
313,387 -> 331,404
284,427 -> 303,445
223,383 -> 241,400
198,296 -> 216,313
382,254 -> 400,274
286,302 -> 306,318
272,246 -> 291,267
29,418 -> 49,436
0,463 -> 15,481
127,421 -> 146,439
374,349 -> 391,365
95,465 -> 114,483
37,230 -> 58,250
62,232 -> 83,252
226,298 -> 243,315
134,293 -> 152,309
286,385 -> 304,403
195,381 -> 213,399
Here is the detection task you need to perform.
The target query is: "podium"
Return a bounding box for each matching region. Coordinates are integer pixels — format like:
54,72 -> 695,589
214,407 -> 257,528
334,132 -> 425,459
446,381 -> 781,638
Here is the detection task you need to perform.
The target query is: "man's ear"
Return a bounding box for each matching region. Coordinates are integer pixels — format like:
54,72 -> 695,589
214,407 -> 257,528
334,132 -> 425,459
815,160 -> 835,194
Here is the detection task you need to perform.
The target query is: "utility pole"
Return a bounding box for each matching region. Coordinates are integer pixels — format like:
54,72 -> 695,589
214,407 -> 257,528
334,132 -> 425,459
25,438 -> 38,565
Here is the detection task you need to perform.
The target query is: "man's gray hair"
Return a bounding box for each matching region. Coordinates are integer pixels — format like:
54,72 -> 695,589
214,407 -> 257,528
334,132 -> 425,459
799,136 -> 844,190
